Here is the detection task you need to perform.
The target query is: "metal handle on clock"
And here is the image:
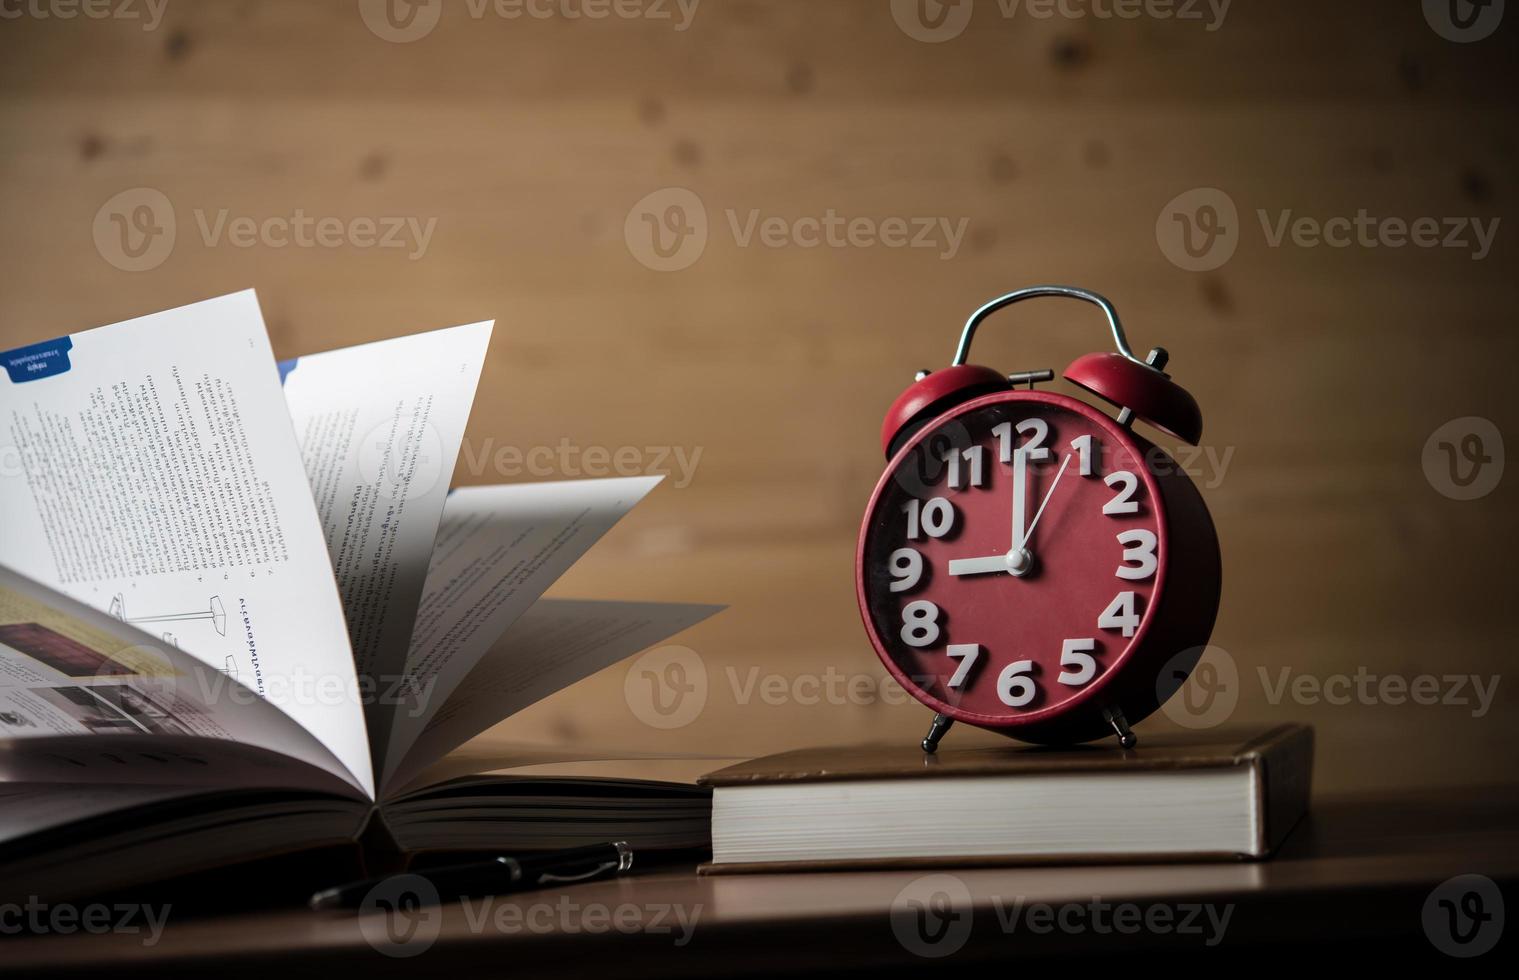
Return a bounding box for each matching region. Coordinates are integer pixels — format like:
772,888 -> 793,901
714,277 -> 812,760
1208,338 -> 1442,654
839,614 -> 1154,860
951,285 -> 1153,370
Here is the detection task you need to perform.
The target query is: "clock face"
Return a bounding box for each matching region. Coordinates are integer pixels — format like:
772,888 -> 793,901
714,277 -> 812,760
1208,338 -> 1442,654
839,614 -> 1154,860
858,391 -> 1166,726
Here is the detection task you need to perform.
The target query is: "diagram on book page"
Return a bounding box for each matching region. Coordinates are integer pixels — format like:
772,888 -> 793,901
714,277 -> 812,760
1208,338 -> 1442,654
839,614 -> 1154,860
0,291 -> 375,797
110,593 -> 228,637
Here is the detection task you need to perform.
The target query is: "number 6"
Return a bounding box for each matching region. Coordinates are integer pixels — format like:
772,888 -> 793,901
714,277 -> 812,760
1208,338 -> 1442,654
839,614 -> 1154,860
996,659 -> 1036,707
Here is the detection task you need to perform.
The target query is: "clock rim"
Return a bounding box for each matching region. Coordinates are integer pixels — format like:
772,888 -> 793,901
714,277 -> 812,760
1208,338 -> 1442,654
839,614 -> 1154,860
855,388 -> 1172,729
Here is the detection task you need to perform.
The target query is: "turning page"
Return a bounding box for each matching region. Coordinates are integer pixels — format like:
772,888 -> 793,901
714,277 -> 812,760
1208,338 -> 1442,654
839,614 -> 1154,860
385,598 -> 722,795
380,476 -> 663,783
0,291 -> 373,796
278,321 -> 492,756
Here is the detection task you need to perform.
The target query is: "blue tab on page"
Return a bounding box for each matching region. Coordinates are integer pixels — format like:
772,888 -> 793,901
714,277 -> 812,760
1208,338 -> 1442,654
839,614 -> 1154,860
2,336 -> 74,384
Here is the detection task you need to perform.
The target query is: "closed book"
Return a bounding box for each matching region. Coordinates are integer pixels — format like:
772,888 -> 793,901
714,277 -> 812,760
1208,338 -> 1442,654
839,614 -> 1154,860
699,724 -> 1313,873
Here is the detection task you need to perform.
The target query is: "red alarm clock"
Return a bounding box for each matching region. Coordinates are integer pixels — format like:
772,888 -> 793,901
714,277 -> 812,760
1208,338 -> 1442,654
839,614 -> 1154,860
856,286 -> 1220,752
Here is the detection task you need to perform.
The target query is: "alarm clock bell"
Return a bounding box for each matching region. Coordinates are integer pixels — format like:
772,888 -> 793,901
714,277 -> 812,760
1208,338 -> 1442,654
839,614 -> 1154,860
881,286 -> 1203,459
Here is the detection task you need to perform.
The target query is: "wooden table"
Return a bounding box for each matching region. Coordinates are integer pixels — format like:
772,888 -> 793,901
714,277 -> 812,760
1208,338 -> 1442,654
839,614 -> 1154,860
7,788 -> 1515,975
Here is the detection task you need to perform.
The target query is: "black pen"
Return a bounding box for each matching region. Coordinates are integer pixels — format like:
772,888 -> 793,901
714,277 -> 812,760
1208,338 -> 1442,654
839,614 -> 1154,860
309,841 -> 634,911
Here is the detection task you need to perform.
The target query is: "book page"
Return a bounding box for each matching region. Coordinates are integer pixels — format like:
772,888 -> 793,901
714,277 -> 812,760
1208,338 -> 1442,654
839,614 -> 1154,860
385,598 -> 721,795
379,476 -> 663,784
0,564 -> 361,797
0,292 -> 373,797
279,321 -> 491,757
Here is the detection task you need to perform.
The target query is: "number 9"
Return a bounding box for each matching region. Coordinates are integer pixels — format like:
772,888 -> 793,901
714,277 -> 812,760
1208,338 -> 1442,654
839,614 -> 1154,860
887,547 -> 923,593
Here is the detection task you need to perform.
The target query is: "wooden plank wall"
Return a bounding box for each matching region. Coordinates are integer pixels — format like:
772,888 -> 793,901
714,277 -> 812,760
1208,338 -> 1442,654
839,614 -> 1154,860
1,1 -> 1514,794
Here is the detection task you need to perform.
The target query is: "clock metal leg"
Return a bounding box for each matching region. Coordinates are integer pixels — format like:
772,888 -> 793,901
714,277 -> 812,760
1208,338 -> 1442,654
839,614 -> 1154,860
1102,706 -> 1138,749
921,713 -> 954,754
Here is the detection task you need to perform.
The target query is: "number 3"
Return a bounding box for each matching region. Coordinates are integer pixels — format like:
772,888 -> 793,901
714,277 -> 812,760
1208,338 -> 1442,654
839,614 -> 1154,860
1116,529 -> 1157,580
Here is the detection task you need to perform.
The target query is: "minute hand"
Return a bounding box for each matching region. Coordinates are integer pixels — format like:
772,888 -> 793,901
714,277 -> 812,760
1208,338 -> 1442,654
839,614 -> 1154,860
1011,448 -> 1029,552
1023,453 -> 1073,548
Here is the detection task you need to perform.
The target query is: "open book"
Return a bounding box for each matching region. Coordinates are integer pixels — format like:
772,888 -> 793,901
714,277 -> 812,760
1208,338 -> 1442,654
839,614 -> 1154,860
0,291 -> 721,901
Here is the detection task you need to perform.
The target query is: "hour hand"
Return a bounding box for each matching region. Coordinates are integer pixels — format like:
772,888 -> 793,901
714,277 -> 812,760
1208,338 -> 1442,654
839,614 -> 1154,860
948,555 -> 1007,576
948,549 -> 1034,578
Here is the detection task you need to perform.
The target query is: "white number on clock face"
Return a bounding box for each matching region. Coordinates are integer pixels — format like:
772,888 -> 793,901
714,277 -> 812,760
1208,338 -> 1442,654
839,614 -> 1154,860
1071,434 -> 1098,477
996,659 -> 1037,707
945,643 -> 980,689
1116,529 -> 1157,580
887,547 -> 923,592
1057,638 -> 1098,686
901,599 -> 940,647
993,418 -> 1051,463
903,497 -> 955,539
1103,470 -> 1140,515
942,445 -> 986,489
1098,591 -> 1140,638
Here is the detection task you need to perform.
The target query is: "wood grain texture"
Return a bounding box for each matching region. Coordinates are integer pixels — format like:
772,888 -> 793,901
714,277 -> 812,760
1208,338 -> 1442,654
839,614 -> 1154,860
5,788 -> 1519,972
1,0 -> 1514,795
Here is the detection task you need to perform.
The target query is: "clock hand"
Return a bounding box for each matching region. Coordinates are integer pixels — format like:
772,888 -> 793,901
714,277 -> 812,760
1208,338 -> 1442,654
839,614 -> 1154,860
953,443 -> 1051,580
1010,447 -> 1029,552
948,550 -> 1035,577
1023,453 -> 1073,547
962,452 -> 1068,578
948,556 -> 1009,576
